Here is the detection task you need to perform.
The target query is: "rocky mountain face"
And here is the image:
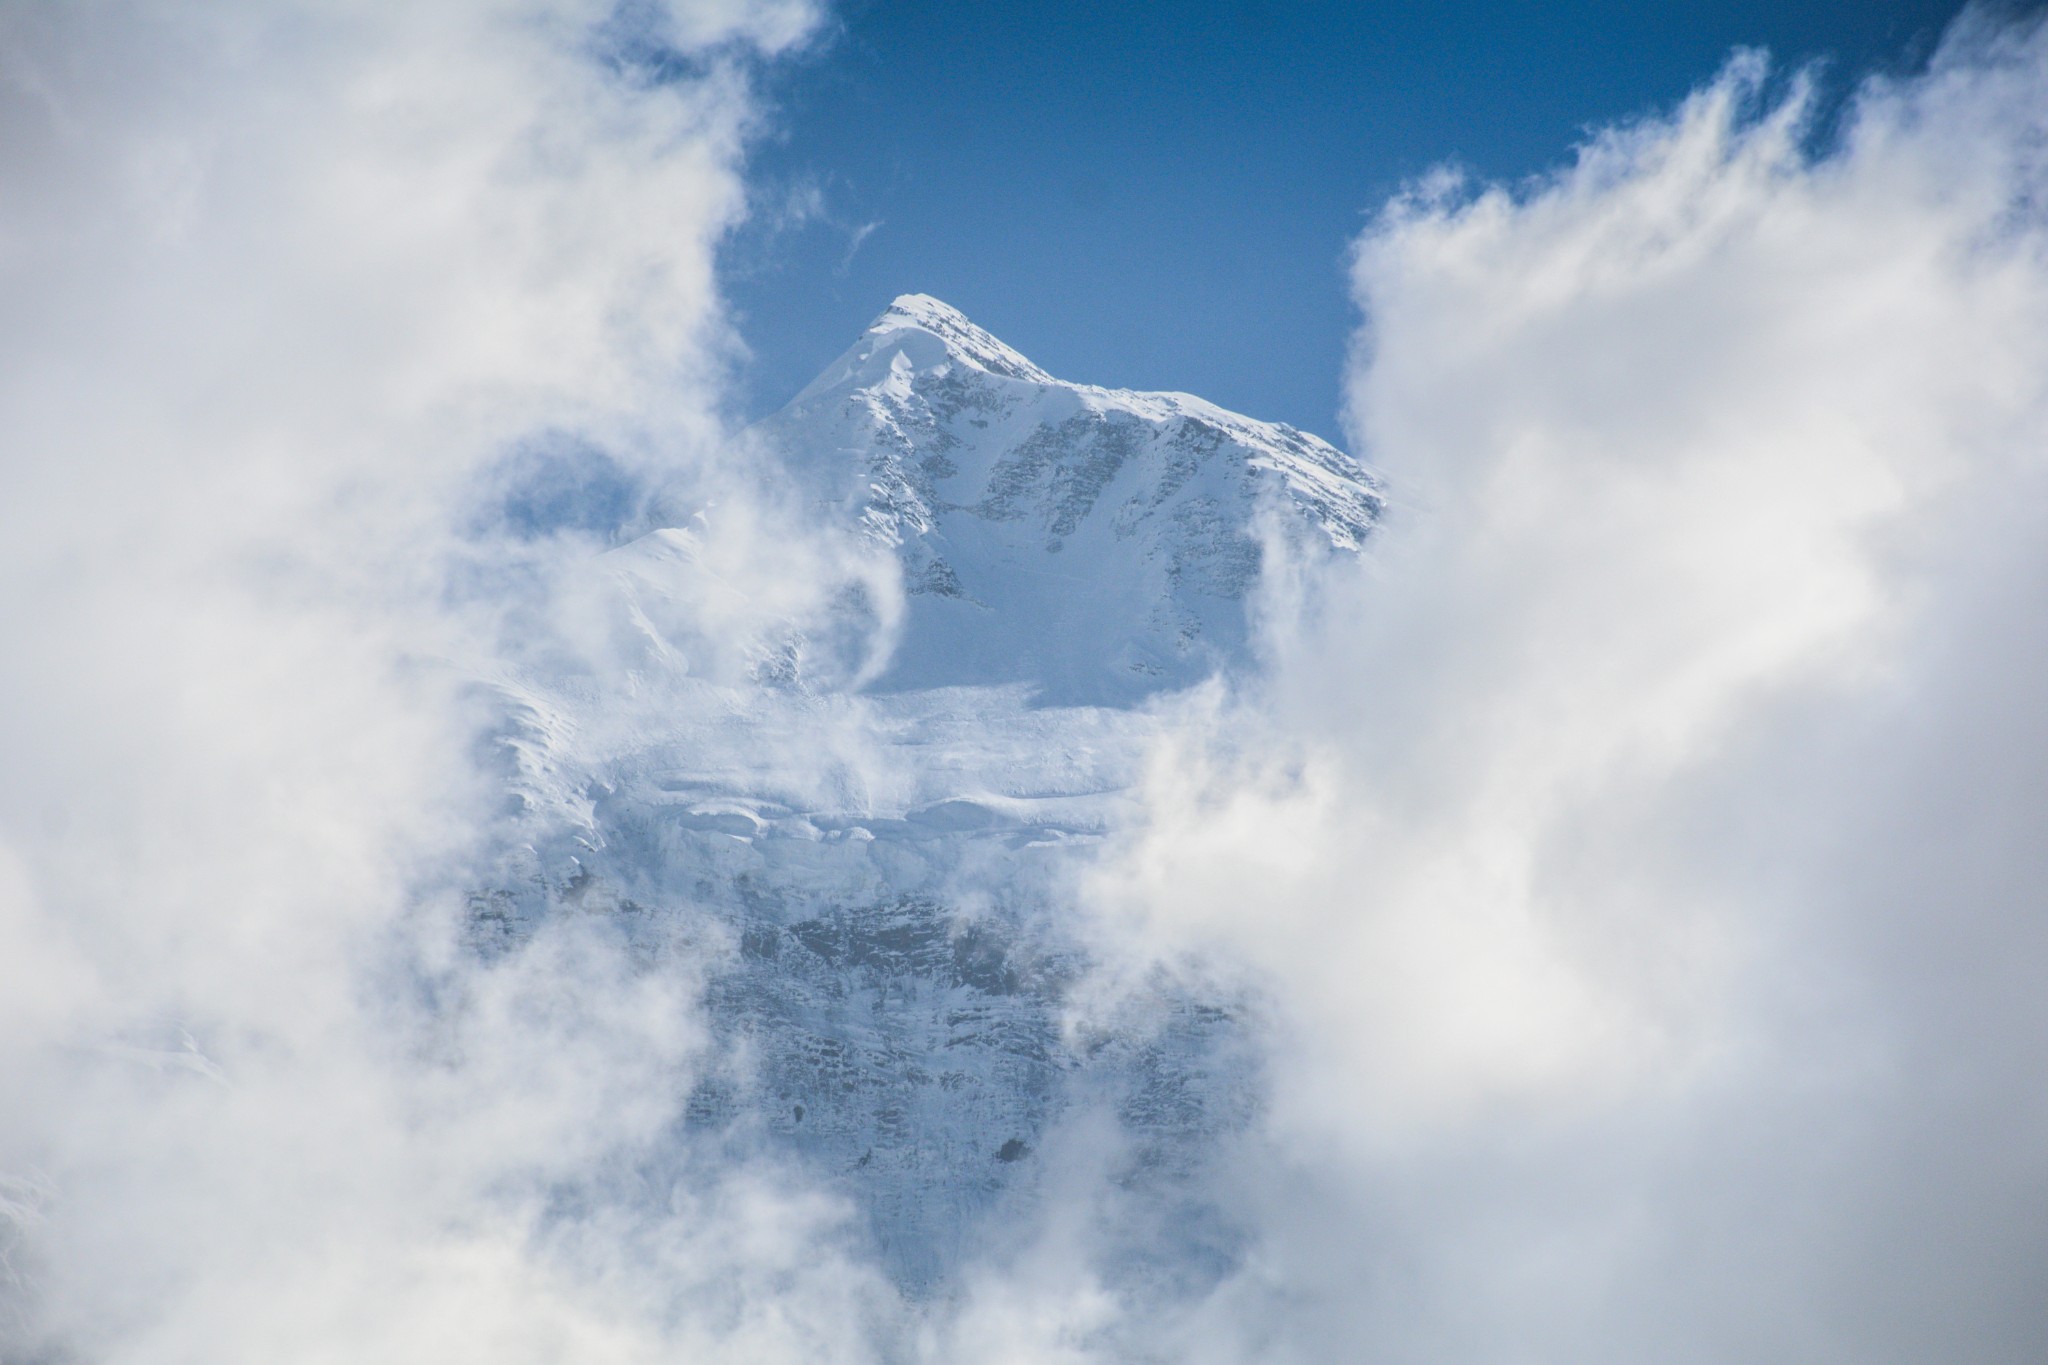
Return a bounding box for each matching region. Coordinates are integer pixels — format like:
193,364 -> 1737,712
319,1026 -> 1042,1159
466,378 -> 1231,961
474,298 -> 1382,1303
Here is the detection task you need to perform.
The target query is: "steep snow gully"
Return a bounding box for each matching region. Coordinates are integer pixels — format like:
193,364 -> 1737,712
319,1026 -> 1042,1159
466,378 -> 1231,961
474,297 -> 1384,1298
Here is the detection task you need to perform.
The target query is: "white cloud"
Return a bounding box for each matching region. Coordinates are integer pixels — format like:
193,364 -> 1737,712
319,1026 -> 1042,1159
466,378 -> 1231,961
0,3 -> 913,1360
1086,11 -> 2048,1360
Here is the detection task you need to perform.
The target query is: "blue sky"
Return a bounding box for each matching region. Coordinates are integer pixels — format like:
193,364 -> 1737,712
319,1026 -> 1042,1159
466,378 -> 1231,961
726,0 -> 1975,441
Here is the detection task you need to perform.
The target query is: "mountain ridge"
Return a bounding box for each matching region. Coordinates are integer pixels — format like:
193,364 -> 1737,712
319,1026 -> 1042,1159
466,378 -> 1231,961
755,293 -> 1383,703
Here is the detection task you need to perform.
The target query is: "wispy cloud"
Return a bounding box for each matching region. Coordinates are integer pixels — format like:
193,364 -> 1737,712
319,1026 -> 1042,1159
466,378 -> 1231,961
837,218 -> 883,275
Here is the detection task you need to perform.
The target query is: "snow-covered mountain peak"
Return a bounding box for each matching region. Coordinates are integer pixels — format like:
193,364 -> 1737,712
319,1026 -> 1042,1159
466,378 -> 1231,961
753,297 -> 1385,703
791,294 -> 1055,404
871,293 -> 1056,383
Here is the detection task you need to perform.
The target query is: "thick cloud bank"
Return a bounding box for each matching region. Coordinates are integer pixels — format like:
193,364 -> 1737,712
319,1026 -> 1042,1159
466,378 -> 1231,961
1092,13 -> 2048,1362
0,3 -> 910,1362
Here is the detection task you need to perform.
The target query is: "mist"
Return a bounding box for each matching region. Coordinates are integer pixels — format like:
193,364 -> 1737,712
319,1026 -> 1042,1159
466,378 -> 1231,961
0,3 -> 908,1360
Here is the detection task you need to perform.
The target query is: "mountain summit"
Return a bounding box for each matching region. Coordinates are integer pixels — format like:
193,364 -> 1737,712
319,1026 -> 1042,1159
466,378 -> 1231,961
795,294 -> 1057,391
757,295 -> 1383,703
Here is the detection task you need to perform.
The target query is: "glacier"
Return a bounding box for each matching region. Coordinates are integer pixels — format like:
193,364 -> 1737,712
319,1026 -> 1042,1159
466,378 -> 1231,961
472,296 -> 1383,1305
